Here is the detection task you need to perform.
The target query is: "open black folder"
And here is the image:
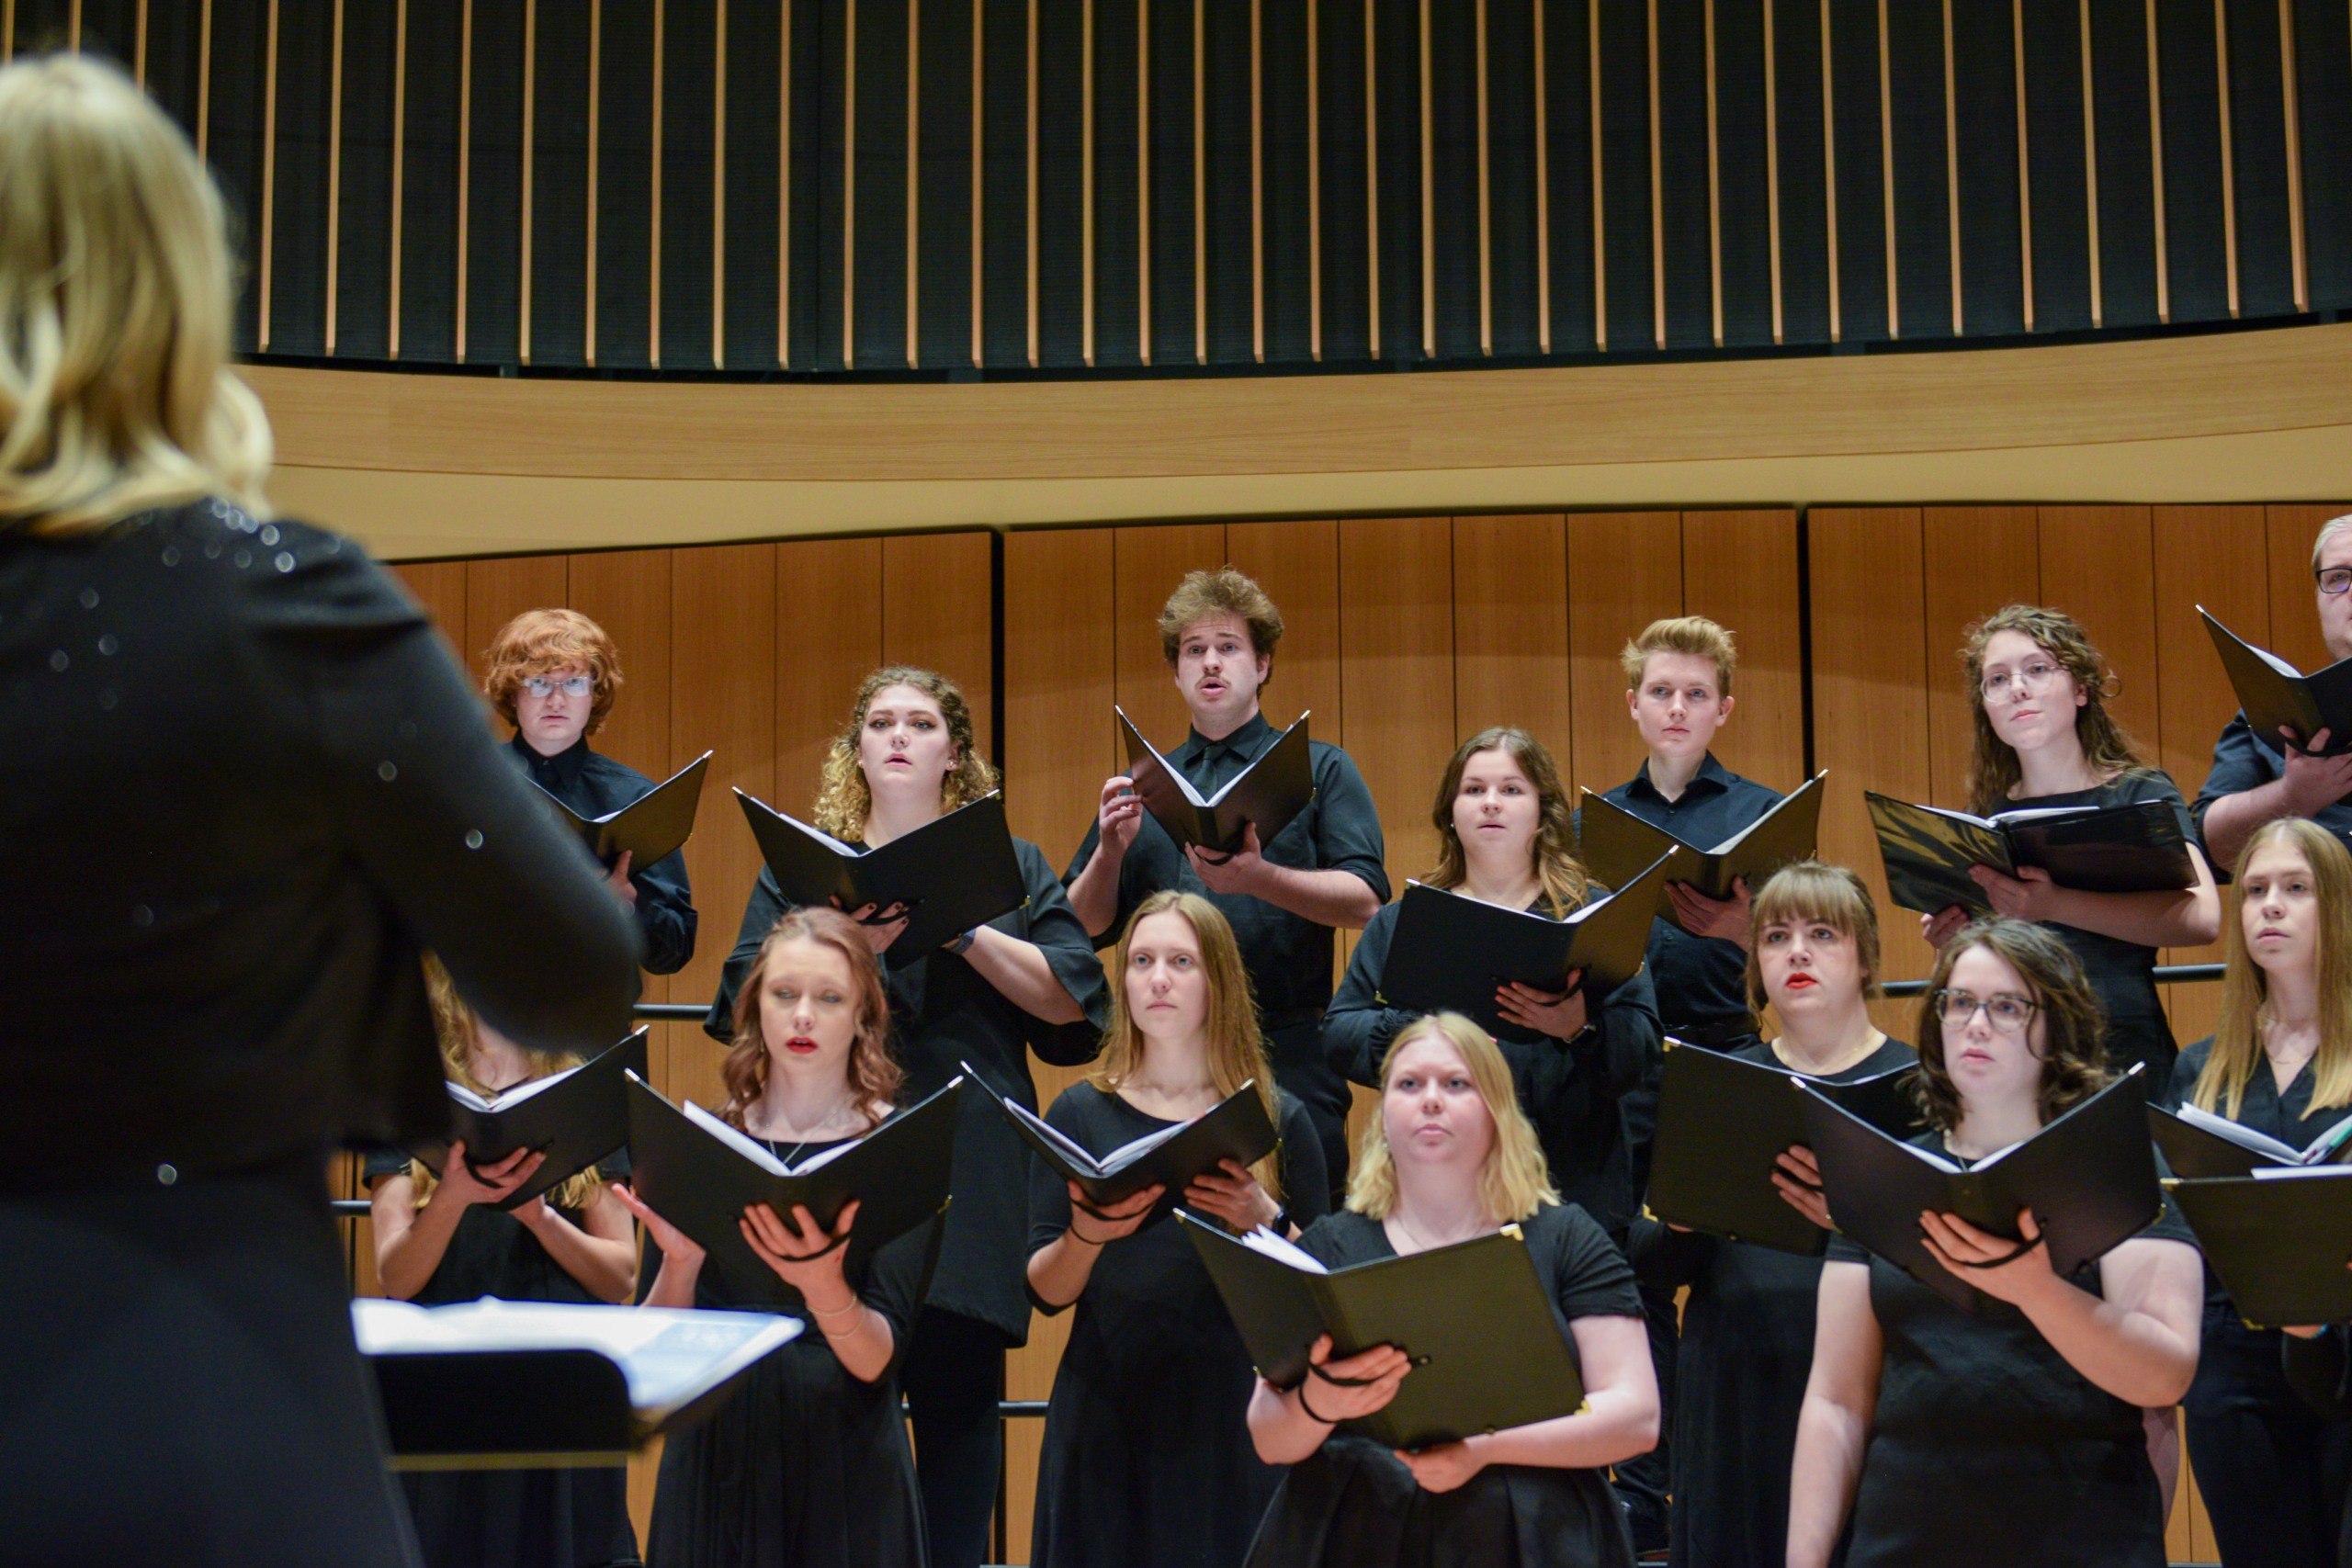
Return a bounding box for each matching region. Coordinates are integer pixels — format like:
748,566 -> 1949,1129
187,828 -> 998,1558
534,750 -> 711,868
1179,1213 -> 1587,1450
625,1072 -> 960,1291
1374,850 -> 1682,1038
355,1298 -> 803,1467
976,1073 -> 1280,1207
2149,1102 -> 2352,1180
1796,1066 -> 2158,1314
1863,790 -> 2196,917
1118,706 -> 1314,855
2166,1168 -> 2352,1327
404,1030 -> 649,1212
2201,606 -> 2352,757
1643,1042 -> 1920,1257
1578,772 -> 1827,921
734,788 -> 1027,953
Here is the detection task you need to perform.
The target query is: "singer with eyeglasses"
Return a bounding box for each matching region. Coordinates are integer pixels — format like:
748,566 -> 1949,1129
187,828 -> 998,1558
2195,514 -> 2352,871
484,608 -> 698,975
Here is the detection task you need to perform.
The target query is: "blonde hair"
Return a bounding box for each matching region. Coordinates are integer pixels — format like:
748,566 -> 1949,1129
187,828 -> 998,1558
481,608 -> 624,736
1346,1013 -> 1558,1223
1745,861 -> 1884,1015
1424,727 -> 1589,916
2192,818 -> 2352,1120
719,906 -> 900,1131
0,54 -> 272,534
1091,892 -> 1281,1200
1961,604 -> 2149,817
408,956 -> 601,1212
1621,615 -> 1737,695
812,667 -> 1000,839
1158,567 -> 1285,670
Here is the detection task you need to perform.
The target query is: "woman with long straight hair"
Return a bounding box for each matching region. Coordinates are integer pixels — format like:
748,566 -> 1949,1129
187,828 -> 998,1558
2169,817 -> 2352,1567
1026,892 -> 1329,1567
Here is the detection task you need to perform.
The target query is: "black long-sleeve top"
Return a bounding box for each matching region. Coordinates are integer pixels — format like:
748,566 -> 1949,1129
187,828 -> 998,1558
1323,889 -> 1664,1232
2189,713 -> 2352,874
505,735 -> 698,974
1,502 -> 642,1190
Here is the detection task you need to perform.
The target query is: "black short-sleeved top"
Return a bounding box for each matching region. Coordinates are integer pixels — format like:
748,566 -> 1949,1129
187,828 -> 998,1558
708,838 -> 1109,1342
1324,891 -> 1663,1233
1587,754 -> 1782,1040
1824,1134 -> 2198,1568
506,736 -> 698,975
1065,711 -> 1390,1029
1996,771 -> 2199,1092
1,502 -> 641,1188
2190,714 -> 2352,874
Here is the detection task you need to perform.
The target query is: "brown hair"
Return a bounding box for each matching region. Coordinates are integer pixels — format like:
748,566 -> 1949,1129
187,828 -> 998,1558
1424,727 -> 1589,917
812,667 -> 1001,839
406,956 -> 601,1211
1745,861 -> 1884,1014
1961,604 -> 2149,817
2192,818 -> 2352,1120
1910,918 -> 2111,1134
1158,567 -> 1285,671
1620,615 -> 1738,695
719,906 -> 901,1130
1346,1013 -> 1559,1223
481,608 -> 624,736
1091,892 -> 1281,1200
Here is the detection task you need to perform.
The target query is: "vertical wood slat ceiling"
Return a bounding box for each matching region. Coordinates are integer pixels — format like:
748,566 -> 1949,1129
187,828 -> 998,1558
6,0 -> 2344,373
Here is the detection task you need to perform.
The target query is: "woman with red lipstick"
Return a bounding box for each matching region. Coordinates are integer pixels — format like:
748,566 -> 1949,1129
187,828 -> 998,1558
2167,818 -> 2352,1567
1921,606 -> 2220,1097
707,667 -> 1108,1568
619,906 -> 936,1568
1026,892 -> 1329,1568
1627,862 -> 1914,1568
1787,919 -> 2201,1568
1242,1011 -> 1659,1568
1325,728 -> 1663,1238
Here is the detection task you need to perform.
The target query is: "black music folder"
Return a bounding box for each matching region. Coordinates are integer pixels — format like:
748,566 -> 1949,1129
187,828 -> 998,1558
1864,790 -> 2197,917
624,1072 -> 960,1290
2166,1168 -> 2352,1328
404,1030 -> 649,1212
356,1298 -> 803,1466
1117,706 -> 1315,855
536,751 -> 711,867
1578,771 -> 1827,920
734,788 -> 1027,953
1643,1041 -> 1920,1257
978,1075 -> 1281,1208
1374,850 -> 1682,1038
2148,1101 -> 2352,1180
1180,1213 -> 1587,1450
1796,1066 -> 2160,1314
2201,607 -> 2352,756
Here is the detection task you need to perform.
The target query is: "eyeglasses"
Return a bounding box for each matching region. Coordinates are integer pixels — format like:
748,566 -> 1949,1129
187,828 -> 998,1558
522,674 -> 594,698
2316,567 -> 2352,597
1932,988 -> 2039,1035
1980,660 -> 2064,698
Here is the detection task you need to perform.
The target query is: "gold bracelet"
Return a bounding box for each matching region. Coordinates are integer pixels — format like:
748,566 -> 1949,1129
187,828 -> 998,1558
820,1317 -> 864,1339
807,1295 -> 860,1320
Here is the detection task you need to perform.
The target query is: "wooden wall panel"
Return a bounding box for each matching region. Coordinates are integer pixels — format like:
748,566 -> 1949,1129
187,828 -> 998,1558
1228,519 -> 1344,748
1918,507 -> 2037,811
1565,512 -> 1683,798
2040,507 -> 2162,762
882,531 -> 999,748
1681,509 -> 1805,787
1451,513 -> 1571,761
389,559 -> 469,656
1112,524 -> 1233,745
1336,516 -> 1456,894
459,555 -> 571,688
774,538 -> 886,821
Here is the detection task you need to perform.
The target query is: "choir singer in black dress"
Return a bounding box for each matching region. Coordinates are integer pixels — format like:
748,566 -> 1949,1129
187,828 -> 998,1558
0,53 -> 640,1568
1788,919 -> 2201,1568
1243,1012 -> 1659,1568
708,667 -> 1107,1568
1026,891 -> 1329,1568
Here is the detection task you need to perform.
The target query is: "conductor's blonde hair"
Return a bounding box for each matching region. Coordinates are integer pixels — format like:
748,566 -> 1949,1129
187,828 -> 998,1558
0,54 -> 272,533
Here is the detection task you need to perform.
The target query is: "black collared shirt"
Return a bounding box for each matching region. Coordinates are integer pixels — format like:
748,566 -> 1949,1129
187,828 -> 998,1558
2190,713 -> 2352,876
1589,753 -> 1781,1039
1064,710 -> 1391,1030
507,735 -> 698,975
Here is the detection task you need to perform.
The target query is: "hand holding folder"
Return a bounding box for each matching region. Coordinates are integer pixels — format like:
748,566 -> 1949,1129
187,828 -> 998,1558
1117,707 -> 1315,855
975,1070 -> 1280,1209
734,789 -> 1027,953
1577,772 -> 1827,923
535,752 -> 711,867
402,1030 -> 649,1212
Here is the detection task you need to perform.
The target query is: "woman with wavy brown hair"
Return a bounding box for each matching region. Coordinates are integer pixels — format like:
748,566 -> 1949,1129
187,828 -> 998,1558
1788,919 -> 2202,1568
706,666 -> 1109,1568
1919,605 -> 2220,1097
